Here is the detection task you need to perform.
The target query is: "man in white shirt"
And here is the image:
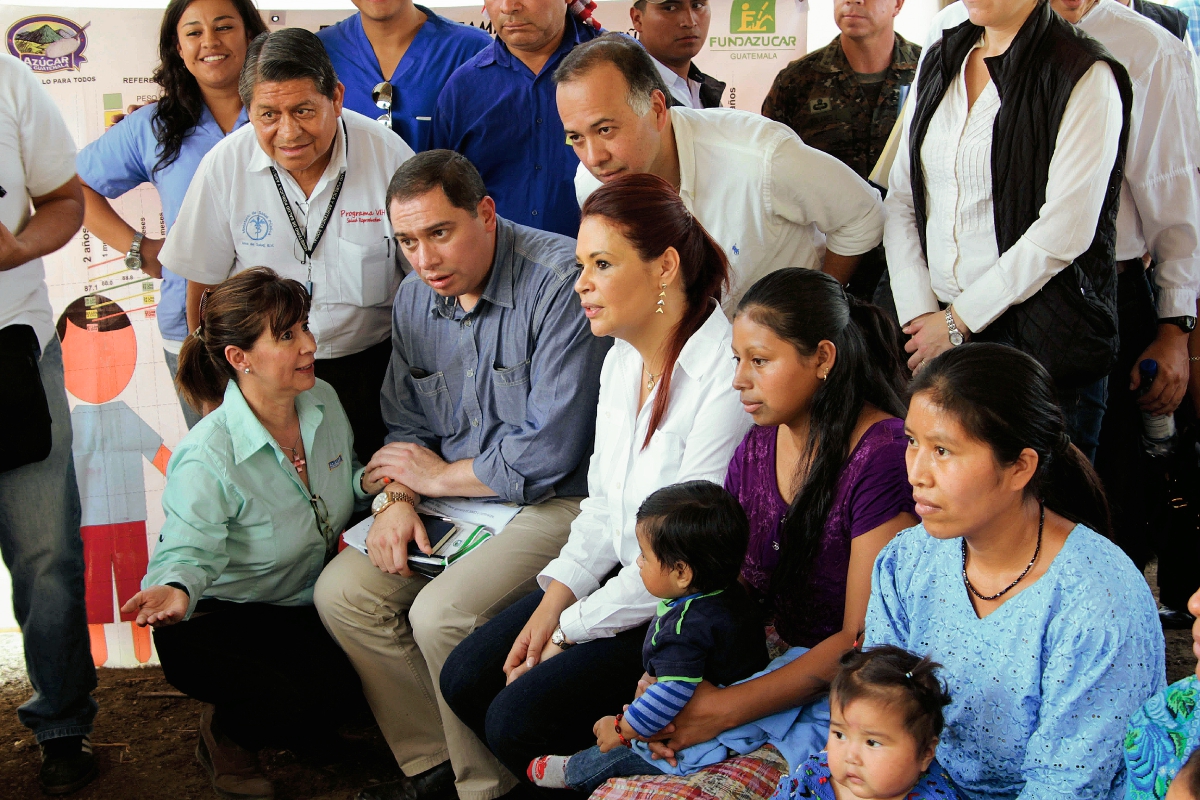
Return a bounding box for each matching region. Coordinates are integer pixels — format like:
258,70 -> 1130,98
632,0 -> 726,108
162,28 -> 414,461
557,33 -> 885,306
1049,0 -> 1200,625
0,52 -> 98,794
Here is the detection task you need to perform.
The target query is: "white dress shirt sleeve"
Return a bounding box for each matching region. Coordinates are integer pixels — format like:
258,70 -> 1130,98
550,365 -> 750,644
159,153 -> 237,286
768,135 -> 884,258
1127,48 -> 1200,317
884,95 -> 942,326
15,70 -> 77,199
952,62 -> 1123,333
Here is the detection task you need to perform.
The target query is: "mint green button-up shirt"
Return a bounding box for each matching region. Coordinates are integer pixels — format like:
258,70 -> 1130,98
144,378 -> 369,619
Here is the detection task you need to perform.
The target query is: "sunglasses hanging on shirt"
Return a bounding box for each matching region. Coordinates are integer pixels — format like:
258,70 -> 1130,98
372,81 -> 393,130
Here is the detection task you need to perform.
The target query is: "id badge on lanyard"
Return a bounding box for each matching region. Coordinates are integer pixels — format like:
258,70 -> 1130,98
270,119 -> 349,295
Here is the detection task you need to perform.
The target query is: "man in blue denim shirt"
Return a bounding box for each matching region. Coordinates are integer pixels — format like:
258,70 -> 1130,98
431,0 -> 602,237
315,150 -> 608,800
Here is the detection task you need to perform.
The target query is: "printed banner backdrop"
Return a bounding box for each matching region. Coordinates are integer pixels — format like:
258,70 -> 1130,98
0,0 -> 805,668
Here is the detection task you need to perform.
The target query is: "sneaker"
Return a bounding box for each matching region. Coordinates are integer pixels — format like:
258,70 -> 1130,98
39,735 -> 98,795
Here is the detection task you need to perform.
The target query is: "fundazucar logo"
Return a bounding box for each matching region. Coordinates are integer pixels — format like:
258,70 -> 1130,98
7,15 -> 90,74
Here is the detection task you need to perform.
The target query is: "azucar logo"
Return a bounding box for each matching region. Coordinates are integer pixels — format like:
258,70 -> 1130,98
731,0 -> 775,33
6,15 -> 90,74
242,212 -> 272,242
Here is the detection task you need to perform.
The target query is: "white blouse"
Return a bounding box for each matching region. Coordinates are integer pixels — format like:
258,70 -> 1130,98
539,305 -> 752,643
884,36 -> 1124,333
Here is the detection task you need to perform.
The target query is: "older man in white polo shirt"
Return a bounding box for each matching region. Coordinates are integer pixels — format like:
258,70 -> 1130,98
558,33 -> 884,306
162,28 -> 413,460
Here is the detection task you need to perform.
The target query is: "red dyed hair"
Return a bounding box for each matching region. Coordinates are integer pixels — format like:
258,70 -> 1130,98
580,173 -> 729,448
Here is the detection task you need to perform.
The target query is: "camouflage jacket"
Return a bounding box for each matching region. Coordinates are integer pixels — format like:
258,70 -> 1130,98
762,34 -> 921,179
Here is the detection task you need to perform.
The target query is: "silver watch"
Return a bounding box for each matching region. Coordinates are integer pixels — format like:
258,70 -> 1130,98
945,307 -> 964,347
124,232 -> 145,271
550,626 -> 574,649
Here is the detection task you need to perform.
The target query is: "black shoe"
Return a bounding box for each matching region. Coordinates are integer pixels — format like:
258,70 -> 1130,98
39,735 -> 98,795
356,762 -> 457,800
1160,605 -> 1195,630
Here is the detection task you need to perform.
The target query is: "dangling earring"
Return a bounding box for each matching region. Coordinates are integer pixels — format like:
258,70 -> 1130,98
656,283 -> 666,314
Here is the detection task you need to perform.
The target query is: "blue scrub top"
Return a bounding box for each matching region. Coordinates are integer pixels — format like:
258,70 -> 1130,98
76,103 -> 248,343
318,7 -> 491,153
432,13 -> 601,239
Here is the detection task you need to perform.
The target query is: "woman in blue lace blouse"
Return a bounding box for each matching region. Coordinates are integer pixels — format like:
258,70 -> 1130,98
1125,587 -> 1200,799
865,344 -> 1164,799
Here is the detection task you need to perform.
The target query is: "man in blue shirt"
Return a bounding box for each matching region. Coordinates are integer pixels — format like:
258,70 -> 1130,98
314,150 -> 608,800
431,0 -> 602,237
318,0 -> 491,153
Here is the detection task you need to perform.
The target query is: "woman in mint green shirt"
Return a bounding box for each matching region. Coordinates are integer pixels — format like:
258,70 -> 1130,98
121,268 -> 384,795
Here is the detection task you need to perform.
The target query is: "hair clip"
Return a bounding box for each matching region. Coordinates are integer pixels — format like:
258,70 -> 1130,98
905,671 -> 914,679
198,288 -> 214,322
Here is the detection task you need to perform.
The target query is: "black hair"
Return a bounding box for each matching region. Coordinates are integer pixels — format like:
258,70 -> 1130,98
176,267 -> 310,412
151,0 -> 267,175
552,32 -> 671,115
386,150 -> 488,216
238,28 -> 338,108
1176,746 -> 1200,798
735,268 -> 907,610
909,343 -> 1111,537
831,645 -> 951,754
635,481 -> 749,595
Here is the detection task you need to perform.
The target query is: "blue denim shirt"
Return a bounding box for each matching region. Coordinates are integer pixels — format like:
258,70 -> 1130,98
431,13 -> 601,238
318,7 -> 491,152
382,216 -> 608,503
76,103 -> 248,343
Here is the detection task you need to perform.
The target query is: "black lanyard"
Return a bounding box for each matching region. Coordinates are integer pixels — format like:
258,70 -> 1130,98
269,120 -> 348,295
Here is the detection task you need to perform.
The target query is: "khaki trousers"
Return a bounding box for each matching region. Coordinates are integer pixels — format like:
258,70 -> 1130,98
313,497 -> 581,800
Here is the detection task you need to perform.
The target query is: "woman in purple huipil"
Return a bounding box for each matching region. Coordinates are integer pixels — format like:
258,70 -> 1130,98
643,267 -> 918,759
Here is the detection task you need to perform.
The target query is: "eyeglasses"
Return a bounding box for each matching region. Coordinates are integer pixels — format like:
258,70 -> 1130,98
371,81 -> 393,129
309,494 -> 338,560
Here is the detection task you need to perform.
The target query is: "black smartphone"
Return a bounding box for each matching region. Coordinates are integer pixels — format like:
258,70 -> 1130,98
408,514 -> 457,557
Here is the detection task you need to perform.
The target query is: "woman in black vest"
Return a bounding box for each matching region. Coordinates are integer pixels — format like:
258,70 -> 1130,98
882,0 -> 1131,462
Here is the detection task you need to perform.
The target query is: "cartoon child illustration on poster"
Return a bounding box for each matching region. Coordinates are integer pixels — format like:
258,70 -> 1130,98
57,295 -> 170,667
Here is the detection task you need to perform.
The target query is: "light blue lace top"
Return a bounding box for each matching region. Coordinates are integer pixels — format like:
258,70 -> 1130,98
865,524 -> 1165,799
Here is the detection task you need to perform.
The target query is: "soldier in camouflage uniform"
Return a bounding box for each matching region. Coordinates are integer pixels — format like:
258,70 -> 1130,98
762,32 -> 919,180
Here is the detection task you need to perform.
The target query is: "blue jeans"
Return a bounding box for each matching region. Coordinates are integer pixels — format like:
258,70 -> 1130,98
0,337 -> 97,741
565,745 -> 665,795
1060,376 -> 1109,464
162,347 -> 201,429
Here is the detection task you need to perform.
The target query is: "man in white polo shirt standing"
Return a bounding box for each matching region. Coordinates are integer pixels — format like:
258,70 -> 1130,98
162,28 -> 413,460
558,33 -> 884,307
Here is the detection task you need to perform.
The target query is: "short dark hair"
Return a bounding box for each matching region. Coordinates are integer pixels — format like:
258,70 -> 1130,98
385,150 -> 488,216
552,33 -> 670,115
239,28 -> 338,107
635,481 -> 749,594
831,645 -> 952,755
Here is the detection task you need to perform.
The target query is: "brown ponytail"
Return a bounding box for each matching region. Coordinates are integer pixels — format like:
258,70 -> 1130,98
175,268 -> 310,414
580,173 -> 729,449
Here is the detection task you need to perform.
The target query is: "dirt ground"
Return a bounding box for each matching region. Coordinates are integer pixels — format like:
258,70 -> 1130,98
0,562 -> 1194,800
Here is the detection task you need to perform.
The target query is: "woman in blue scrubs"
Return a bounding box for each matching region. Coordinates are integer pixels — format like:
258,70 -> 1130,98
76,0 -> 266,427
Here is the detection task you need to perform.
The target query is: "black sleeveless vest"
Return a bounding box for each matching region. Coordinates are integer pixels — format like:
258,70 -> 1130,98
908,0 -> 1133,389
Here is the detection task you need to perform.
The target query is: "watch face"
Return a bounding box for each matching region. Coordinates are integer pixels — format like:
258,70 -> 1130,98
371,492 -> 388,514
949,331 -> 964,346
124,254 -> 140,270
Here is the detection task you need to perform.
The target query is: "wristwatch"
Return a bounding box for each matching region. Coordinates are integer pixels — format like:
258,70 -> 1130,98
371,488 -> 417,516
550,626 -> 574,649
1159,316 -> 1197,333
124,232 -> 145,271
945,307 -> 965,346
